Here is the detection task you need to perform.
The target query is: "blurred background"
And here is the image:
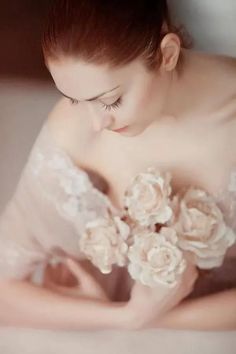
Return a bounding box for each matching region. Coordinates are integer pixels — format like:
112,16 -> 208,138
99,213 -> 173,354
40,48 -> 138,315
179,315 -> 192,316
0,2 -> 236,352
0,0 -> 50,80
0,0 -> 236,211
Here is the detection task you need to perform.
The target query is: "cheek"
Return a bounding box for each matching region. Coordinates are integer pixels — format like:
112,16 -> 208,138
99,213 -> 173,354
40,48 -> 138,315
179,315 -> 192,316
129,92 -> 153,120
116,83 -> 157,122
117,96 -> 146,123
136,79 -> 157,109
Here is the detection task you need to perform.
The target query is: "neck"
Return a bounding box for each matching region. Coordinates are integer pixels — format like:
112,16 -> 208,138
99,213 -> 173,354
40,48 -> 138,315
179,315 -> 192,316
162,49 -> 215,120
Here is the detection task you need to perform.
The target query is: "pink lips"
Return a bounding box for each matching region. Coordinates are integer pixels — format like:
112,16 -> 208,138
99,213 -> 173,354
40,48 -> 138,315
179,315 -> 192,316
112,126 -> 129,133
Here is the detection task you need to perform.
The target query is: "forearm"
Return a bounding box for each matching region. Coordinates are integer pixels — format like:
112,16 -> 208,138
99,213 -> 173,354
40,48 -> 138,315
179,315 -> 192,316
154,289 -> 236,331
0,279 -> 128,331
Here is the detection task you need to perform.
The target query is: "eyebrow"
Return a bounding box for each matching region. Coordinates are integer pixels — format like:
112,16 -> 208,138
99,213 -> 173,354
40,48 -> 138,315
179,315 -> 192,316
55,85 -> 120,102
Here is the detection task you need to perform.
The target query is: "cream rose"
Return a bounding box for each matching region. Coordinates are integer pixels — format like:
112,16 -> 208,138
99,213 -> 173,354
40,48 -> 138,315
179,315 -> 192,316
122,213 -> 156,245
173,188 -> 236,269
124,167 -> 173,227
79,215 -> 130,274
127,227 -> 186,287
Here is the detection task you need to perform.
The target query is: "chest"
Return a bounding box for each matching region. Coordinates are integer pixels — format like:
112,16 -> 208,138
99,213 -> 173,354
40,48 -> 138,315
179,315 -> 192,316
82,119 -> 235,211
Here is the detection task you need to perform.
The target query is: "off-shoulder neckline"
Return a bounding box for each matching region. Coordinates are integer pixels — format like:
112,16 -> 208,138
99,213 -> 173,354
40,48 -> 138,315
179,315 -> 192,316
41,120 -> 236,207
39,120 -> 236,233
41,121 -> 123,216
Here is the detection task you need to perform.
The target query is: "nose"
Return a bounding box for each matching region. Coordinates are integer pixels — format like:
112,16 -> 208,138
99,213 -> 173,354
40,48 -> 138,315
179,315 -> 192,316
87,104 -> 114,132
92,114 -> 114,132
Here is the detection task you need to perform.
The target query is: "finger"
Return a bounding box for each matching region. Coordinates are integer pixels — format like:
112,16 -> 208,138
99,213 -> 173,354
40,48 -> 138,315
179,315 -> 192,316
66,258 -> 108,293
183,261 -> 197,279
181,264 -> 198,294
187,264 -> 199,285
65,259 -> 95,291
65,259 -> 83,277
66,259 -> 94,285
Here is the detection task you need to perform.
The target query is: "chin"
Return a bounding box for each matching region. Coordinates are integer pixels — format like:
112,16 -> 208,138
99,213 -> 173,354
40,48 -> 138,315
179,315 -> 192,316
106,123 -> 147,138
126,125 -> 149,137
116,127 -> 137,137
121,130 -> 143,138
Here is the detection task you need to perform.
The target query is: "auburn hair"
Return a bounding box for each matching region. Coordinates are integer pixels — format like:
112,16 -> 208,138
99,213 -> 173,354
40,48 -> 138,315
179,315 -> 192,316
42,0 -> 190,70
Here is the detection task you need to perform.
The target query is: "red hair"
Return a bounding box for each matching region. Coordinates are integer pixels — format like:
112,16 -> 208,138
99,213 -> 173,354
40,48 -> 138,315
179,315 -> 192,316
42,0 -> 189,69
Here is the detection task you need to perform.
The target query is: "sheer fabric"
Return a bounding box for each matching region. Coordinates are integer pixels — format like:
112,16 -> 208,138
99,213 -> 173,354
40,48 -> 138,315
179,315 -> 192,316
0,123 -> 119,280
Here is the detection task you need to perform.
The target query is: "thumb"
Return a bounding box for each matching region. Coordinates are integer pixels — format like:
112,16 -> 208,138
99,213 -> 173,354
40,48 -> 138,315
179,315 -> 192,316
65,259 -> 107,295
65,259 -> 96,288
65,259 -> 85,280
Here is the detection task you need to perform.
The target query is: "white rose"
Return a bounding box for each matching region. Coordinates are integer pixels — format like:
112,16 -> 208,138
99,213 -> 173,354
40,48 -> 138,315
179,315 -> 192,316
174,188 -> 236,268
124,167 -> 173,227
127,227 -> 186,287
79,216 -> 130,274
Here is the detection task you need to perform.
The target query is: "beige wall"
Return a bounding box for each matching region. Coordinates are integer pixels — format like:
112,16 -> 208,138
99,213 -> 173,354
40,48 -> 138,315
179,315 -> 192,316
169,0 -> 236,57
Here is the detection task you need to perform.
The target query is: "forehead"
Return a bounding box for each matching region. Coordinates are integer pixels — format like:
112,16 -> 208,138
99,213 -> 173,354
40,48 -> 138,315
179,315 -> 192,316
48,57 -> 146,100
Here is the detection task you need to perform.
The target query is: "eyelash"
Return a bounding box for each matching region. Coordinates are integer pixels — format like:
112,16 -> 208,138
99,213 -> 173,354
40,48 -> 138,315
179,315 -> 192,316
69,97 -> 122,111
101,97 -> 122,111
70,99 -> 79,105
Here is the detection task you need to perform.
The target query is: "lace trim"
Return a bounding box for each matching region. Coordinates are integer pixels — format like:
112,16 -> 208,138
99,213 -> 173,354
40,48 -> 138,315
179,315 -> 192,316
27,125 -> 122,237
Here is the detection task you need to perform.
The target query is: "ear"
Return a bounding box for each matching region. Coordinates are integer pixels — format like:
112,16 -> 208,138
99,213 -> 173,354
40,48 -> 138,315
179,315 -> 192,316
160,33 -> 181,71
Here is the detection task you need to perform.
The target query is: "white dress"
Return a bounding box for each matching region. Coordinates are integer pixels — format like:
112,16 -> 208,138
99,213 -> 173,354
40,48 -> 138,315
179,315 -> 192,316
0,121 -> 236,302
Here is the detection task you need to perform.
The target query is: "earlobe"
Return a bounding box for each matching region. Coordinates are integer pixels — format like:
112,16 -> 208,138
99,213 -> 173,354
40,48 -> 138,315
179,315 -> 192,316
160,33 -> 181,71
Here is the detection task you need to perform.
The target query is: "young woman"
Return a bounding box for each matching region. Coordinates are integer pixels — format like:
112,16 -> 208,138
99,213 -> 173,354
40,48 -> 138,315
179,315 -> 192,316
0,0 -> 236,331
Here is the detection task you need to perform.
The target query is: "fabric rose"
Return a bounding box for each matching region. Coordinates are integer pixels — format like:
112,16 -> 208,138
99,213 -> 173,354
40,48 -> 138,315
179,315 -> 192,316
173,188 -> 236,269
122,214 -> 156,246
124,167 -> 173,227
79,215 -> 130,274
127,227 -> 187,287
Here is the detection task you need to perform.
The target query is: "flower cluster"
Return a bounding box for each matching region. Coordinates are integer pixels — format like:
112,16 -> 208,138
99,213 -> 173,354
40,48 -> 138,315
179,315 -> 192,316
79,166 -> 236,288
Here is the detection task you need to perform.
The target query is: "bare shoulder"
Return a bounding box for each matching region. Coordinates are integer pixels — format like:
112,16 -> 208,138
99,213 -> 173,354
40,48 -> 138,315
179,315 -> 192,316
205,54 -> 236,96
46,97 -> 93,163
209,55 -> 236,124
45,99 -> 114,195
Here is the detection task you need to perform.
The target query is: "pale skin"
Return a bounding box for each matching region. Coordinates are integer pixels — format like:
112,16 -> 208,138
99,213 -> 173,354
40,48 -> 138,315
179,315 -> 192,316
1,34 -> 236,331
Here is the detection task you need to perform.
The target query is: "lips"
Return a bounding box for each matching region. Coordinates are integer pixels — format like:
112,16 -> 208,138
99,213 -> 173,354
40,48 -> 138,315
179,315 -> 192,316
112,126 -> 129,132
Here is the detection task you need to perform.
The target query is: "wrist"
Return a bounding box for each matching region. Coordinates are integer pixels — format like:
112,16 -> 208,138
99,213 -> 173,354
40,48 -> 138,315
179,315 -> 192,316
106,301 -> 135,330
106,301 -> 141,331
122,302 -> 149,330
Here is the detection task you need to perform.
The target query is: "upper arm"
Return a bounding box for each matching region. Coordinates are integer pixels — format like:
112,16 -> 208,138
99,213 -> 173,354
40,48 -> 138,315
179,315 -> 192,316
0,104 -> 83,282
0,109 -> 109,282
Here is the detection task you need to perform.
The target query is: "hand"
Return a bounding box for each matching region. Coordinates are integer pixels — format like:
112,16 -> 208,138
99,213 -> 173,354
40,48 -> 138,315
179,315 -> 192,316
127,260 -> 198,329
42,258 -> 109,302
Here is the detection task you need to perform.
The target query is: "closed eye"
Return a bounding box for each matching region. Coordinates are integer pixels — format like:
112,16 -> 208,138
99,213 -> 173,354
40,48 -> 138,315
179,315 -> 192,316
101,97 -> 122,111
69,97 -> 122,111
69,98 -> 79,105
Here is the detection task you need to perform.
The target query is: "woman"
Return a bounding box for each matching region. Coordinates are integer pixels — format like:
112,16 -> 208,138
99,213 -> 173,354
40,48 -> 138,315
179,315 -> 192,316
0,0 -> 236,331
